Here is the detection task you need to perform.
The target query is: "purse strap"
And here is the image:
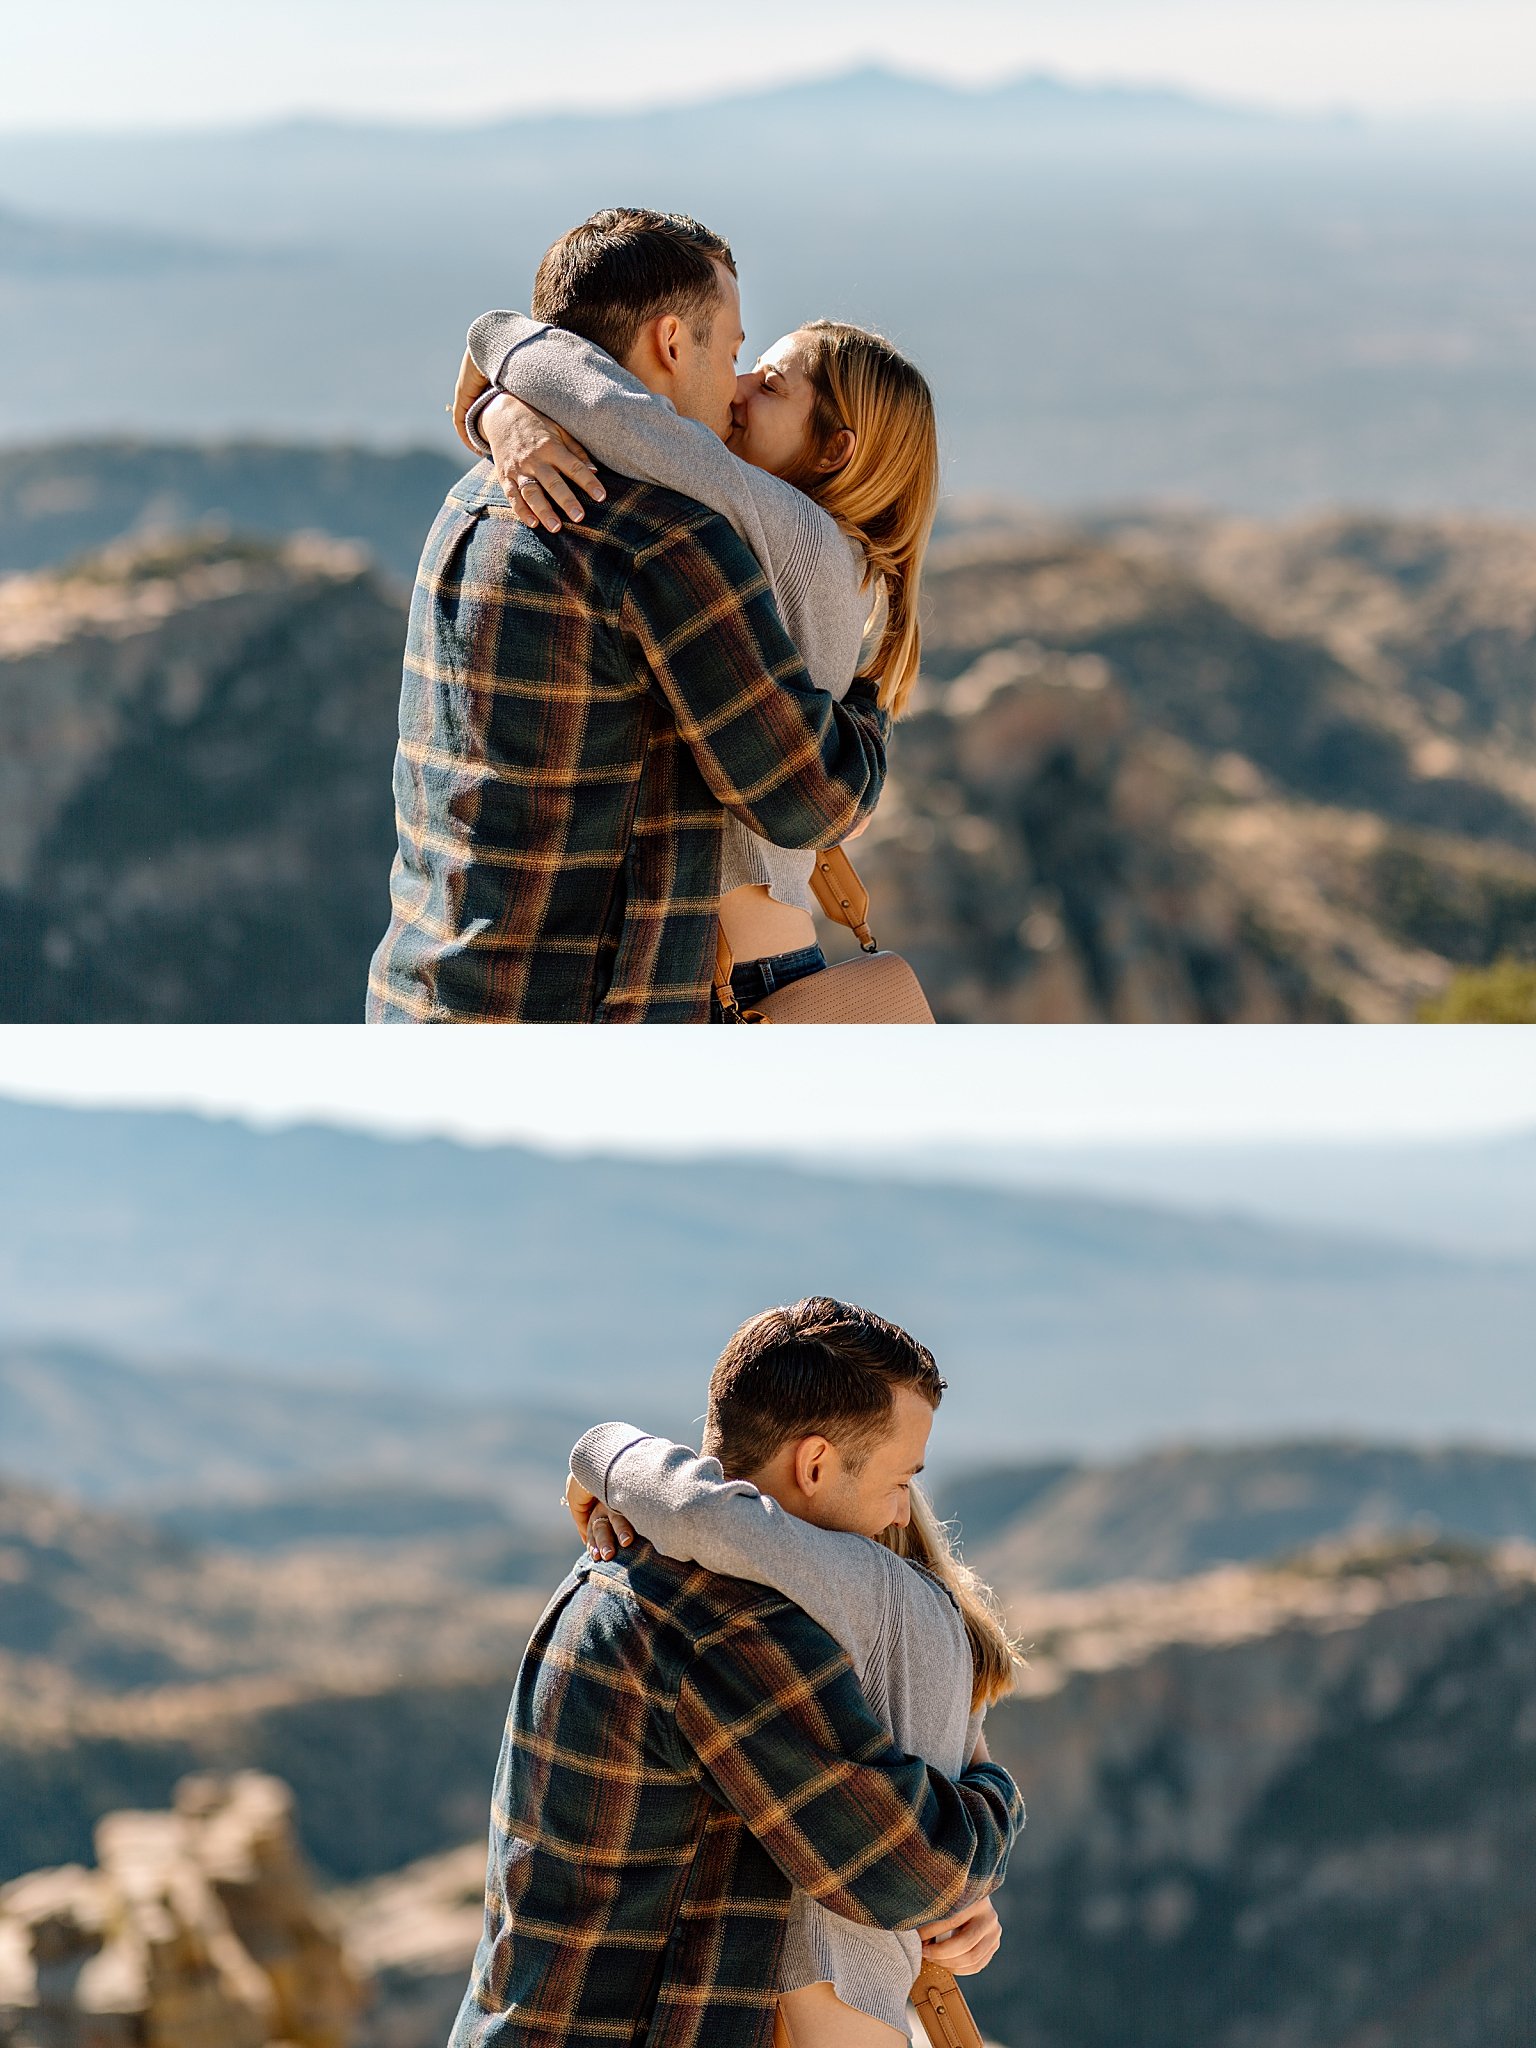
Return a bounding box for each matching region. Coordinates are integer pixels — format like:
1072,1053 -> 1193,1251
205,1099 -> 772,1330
808,845 -> 878,952
910,1963 -> 986,2048
713,844 -> 879,1021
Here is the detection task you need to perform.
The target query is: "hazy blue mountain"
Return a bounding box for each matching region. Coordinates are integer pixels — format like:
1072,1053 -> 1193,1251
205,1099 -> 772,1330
0,441 -> 462,581
1,1097 -> 1532,1461
930,1460 -> 1082,1547
0,1339 -> 584,1511
847,1129 -> 1536,1258
958,1439 -> 1536,1589
0,206 -> 239,278
0,67 -> 1532,512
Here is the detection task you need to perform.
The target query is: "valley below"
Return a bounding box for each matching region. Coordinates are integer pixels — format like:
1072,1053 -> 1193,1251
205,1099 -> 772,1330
4,1457 -> 1531,2048
4,442 -> 1536,1021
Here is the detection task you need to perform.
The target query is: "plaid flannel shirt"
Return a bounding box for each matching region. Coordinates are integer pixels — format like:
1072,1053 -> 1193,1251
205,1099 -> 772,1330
366,465 -> 888,1023
449,1541 -> 1024,2048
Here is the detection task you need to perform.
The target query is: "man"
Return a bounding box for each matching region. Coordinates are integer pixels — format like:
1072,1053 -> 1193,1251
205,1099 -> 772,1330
449,1300 -> 1024,2048
367,209 -> 887,1023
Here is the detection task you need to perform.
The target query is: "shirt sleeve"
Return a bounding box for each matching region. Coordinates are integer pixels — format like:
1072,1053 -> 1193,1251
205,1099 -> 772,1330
468,311 -> 828,573
573,1427 -> 898,1669
675,1601 -> 1024,1932
621,521 -> 887,849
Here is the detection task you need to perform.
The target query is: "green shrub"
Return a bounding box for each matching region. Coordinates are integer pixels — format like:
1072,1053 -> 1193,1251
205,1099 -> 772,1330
1418,957 -> 1536,1022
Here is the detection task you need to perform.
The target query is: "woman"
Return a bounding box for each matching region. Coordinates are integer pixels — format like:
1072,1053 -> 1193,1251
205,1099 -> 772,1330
561,1422 -> 1020,2048
455,310 -> 939,1015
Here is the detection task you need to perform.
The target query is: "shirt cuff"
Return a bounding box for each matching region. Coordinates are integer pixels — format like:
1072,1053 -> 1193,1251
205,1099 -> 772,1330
570,1422 -> 654,1500
463,387 -> 504,458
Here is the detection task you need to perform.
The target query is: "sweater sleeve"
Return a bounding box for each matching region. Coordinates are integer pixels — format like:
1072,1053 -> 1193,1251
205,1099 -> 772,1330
570,1426 -> 896,1669
467,310 -> 838,598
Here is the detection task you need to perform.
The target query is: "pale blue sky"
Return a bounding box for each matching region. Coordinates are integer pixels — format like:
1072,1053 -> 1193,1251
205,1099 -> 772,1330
3,0 -> 1533,131
0,1027 -> 1531,1152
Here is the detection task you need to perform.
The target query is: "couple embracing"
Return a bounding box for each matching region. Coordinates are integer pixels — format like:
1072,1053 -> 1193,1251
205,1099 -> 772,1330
366,207 -> 937,1023
449,1298 -> 1024,2048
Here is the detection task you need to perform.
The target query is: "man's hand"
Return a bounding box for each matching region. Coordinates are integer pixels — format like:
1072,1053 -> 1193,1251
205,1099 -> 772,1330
481,393 -> 607,534
563,1472 -> 634,1560
917,1894 -> 1002,1976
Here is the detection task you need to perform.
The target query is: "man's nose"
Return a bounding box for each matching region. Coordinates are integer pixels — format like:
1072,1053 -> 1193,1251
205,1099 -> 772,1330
734,369 -> 762,404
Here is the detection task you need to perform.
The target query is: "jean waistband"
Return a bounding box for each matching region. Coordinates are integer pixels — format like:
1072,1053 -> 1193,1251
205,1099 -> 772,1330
729,943 -> 827,1003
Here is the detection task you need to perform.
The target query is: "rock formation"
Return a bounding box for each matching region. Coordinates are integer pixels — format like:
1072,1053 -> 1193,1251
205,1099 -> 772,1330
850,514 -> 1536,1020
0,532 -> 405,1021
4,503 -> 1536,1019
0,1773 -> 362,2048
973,1537 -> 1536,2047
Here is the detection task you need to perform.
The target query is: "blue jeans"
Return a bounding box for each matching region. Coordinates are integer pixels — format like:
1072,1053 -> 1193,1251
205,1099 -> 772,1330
713,943 -> 827,1018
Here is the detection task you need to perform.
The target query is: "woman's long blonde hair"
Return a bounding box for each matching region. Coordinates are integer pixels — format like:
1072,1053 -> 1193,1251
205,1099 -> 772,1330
786,321 -> 940,721
877,1486 -> 1024,1710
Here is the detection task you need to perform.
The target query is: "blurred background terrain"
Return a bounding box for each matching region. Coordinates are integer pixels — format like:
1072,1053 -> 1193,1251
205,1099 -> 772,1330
1,1084 -> 1532,2046
4,68 -> 1536,1019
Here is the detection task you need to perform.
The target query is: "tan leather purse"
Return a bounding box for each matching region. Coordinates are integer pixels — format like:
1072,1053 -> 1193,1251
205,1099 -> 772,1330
911,1963 -> 987,2048
714,847 -> 934,1025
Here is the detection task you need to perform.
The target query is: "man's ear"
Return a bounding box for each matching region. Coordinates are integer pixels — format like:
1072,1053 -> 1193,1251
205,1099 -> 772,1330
817,428 -> 856,476
654,312 -> 687,369
792,1434 -> 835,1496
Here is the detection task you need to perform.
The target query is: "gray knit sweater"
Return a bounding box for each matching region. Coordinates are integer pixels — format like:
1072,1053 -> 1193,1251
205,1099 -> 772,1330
569,1423 -> 982,2033
466,311 -> 871,917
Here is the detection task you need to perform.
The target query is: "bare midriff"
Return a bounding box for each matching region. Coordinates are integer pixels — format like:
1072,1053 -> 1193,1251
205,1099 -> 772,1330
718,883 -> 818,967
776,1981 -> 910,2048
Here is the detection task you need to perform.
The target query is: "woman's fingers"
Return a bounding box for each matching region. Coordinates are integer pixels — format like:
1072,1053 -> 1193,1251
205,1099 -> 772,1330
532,438 -> 606,522
451,349 -> 492,452
587,1508 -> 636,1560
534,459 -> 592,525
506,474 -> 564,535
564,1473 -> 599,1542
498,455 -> 598,532
556,436 -> 606,505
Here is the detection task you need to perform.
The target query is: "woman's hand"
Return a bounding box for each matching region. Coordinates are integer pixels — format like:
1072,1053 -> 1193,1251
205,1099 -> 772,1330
563,1472 -> 635,1560
451,349 -> 493,454
917,1894 -> 1002,1975
481,393 -> 607,534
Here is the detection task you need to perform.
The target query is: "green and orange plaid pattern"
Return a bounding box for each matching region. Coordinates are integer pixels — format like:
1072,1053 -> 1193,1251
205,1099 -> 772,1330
367,465 -> 888,1023
448,1541 -> 1023,2048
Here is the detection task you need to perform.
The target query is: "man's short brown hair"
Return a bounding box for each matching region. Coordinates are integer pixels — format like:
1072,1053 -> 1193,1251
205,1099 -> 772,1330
703,1297 -> 946,1479
531,207 -> 737,367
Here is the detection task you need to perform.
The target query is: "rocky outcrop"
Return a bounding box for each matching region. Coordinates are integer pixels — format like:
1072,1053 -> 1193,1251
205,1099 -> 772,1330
5,505 -> 1536,1020
0,533 -> 405,1020
974,1538 -> 1536,2047
0,1773 -> 362,2048
330,1844 -> 486,2048
849,516 -> 1536,1020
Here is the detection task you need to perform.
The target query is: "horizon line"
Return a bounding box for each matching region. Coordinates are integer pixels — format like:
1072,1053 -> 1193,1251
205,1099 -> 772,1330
1,1087 -> 1532,1159
0,58 -> 1531,145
